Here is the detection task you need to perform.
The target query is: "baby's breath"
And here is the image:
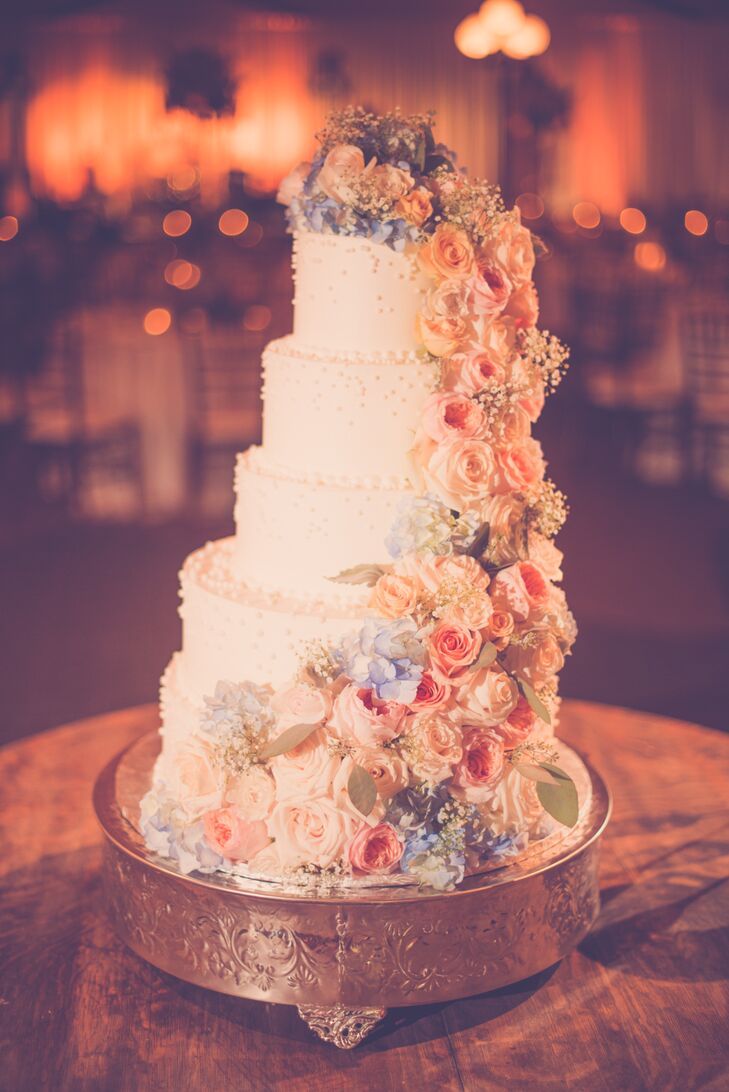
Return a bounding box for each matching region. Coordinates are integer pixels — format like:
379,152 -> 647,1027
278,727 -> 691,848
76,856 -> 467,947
518,328 -> 570,393
526,478 -> 569,539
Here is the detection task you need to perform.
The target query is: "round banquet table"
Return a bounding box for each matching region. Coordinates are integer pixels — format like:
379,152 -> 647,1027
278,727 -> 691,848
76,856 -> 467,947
1,701 -> 728,1092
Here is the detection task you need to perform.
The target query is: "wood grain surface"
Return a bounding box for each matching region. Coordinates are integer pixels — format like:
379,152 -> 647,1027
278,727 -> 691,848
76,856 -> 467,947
1,701 -> 728,1092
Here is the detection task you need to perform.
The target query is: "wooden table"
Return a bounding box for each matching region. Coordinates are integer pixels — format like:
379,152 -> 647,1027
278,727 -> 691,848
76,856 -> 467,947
1,701 -> 728,1091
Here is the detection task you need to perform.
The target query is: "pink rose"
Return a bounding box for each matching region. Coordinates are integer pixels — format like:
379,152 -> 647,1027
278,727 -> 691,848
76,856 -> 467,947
272,684 -> 332,729
349,822 -> 404,874
369,163 -> 414,202
496,437 -> 545,494
203,807 -> 271,862
270,728 -> 340,802
396,187 -> 433,227
444,349 -> 506,395
225,765 -> 275,820
317,144 -> 369,204
409,670 -> 453,712
416,280 -> 471,357
494,695 -> 537,748
505,631 -> 564,688
468,262 -> 511,317
422,436 -> 499,511
405,713 -> 463,784
419,223 -> 475,281
505,281 -> 539,327
267,797 -> 358,870
484,211 -> 536,288
351,746 -> 410,799
491,562 -> 550,622
167,739 -> 221,818
429,620 -> 481,681
329,685 -> 407,746
369,572 -> 419,619
451,726 -> 505,802
420,391 -> 485,443
457,668 -> 518,726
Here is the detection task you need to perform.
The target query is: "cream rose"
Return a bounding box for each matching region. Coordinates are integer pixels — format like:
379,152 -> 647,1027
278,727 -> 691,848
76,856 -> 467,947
480,492 -> 526,540
396,186 -> 433,226
505,632 -> 564,689
203,807 -> 271,862
225,765 -> 276,820
267,797 -> 358,870
351,745 -> 410,799
272,684 -> 332,729
405,712 -> 463,784
328,685 -> 407,747
276,161 -> 309,207
416,280 -> 471,357
369,163 -> 414,203
422,436 -> 499,512
369,572 -> 419,619
270,728 -> 340,802
428,620 -> 482,681
456,668 -> 519,726
419,223 -> 475,281
165,738 -> 221,819
450,726 -> 505,803
317,144 -> 368,204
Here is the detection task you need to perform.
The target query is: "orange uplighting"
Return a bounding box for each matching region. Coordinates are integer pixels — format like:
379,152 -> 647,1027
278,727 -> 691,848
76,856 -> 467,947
515,193 -> 544,220
218,208 -> 250,236
162,210 -> 192,237
634,241 -> 667,272
573,201 -> 601,230
144,308 -> 172,335
619,207 -> 646,235
164,259 -> 201,290
0,215 -> 19,241
238,222 -> 264,247
180,307 -> 208,335
454,13 -> 497,59
502,13 -> 550,58
684,210 -> 708,236
244,304 -> 272,332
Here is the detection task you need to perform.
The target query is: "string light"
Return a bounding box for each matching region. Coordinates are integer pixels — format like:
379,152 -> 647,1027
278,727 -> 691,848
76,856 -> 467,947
0,215 -> 19,241
144,307 -> 172,335
619,208 -> 646,235
162,210 -> 192,237
218,209 -> 250,236
684,210 -> 708,236
634,242 -> 667,272
572,202 -> 601,230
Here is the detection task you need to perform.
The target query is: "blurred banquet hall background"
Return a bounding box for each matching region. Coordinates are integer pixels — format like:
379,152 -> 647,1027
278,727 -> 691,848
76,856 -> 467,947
1,0 -> 728,742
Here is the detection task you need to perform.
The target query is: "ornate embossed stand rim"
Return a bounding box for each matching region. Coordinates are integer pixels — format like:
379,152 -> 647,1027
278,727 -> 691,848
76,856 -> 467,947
94,732 -> 611,1049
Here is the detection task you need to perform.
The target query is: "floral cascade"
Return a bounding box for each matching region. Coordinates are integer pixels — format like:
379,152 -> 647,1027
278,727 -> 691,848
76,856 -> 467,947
142,108 -> 577,892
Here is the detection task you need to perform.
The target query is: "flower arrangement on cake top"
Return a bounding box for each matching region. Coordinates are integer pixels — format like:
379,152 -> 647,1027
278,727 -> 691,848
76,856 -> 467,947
141,108 -> 578,891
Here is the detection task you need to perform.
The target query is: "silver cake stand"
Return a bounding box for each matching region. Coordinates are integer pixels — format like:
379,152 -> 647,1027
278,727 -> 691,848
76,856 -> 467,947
94,731 -> 611,1048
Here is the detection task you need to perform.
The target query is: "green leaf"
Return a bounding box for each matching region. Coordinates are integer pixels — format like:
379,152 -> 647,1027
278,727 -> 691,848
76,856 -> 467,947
414,135 -> 426,172
327,563 -> 387,587
539,761 -> 574,782
513,762 -> 560,785
467,521 -> 491,559
517,677 -> 551,725
472,641 -> 498,670
537,772 -> 579,828
259,722 -> 320,760
348,764 -> 377,817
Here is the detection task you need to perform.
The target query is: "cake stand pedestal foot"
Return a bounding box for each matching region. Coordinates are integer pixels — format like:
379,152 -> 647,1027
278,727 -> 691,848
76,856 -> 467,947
296,1004 -> 387,1048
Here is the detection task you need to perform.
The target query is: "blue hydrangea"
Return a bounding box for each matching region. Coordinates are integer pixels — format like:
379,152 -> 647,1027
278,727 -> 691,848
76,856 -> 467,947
338,617 -> 425,703
140,791 -> 224,876
385,494 -> 481,559
200,680 -> 275,738
401,832 -> 466,891
385,783 -> 451,835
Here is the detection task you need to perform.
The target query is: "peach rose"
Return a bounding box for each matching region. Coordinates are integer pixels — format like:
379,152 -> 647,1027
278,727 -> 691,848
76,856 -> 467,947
420,391 -> 485,443
505,281 -> 539,327
396,551 -> 442,595
317,144 -> 371,204
272,684 -> 332,729
468,262 -> 511,317
480,492 -> 526,540
267,797 -> 358,870
505,632 -> 564,689
225,765 -> 275,820
329,685 -> 407,747
520,380 -> 545,423
491,561 -> 550,622
498,405 -> 531,446
485,211 -> 536,287
435,553 -> 491,590
422,436 -> 499,511
528,536 -> 564,582
406,712 -> 463,784
429,620 -> 482,681
396,186 -> 433,226
419,223 -> 475,281
270,728 -> 340,802
369,572 -> 419,619
349,821 -> 404,874
495,695 -> 537,748
457,668 -> 519,726
369,163 -> 414,202
450,726 -> 505,802
443,350 -> 507,396
167,739 -> 221,818
486,609 -> 515,648
495,437 -> 545,494
351,745 -> 410,799
203,807 -> 271,861
416,280 -> 471,357
409,670 -> 453,712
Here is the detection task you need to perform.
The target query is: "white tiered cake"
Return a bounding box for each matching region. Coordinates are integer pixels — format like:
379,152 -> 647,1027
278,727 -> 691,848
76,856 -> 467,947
143,109 -> 580,890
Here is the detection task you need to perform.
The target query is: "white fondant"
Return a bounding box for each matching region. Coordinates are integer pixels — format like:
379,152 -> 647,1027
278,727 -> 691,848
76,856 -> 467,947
292,231 -> 429,353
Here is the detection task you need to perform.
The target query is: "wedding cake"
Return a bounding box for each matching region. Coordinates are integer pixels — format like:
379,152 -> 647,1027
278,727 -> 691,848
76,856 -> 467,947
141,108 -> 580,891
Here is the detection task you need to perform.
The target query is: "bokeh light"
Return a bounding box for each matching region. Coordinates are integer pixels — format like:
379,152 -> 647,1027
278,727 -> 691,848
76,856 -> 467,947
243,305 -> 272,332
454,13 -> 497,59
479,0 -> 525,38
502,13 -> 550,58
634,241 -> 667,272
684,209 -> 708,236
619,207 -> 647,235
167,166 -> 198,194
218,208 -> 250,236
515,192 -> 544,220
164,259 -> 201,290
238,222 -> 263,247
162,210 -> 192,237
572,201 -> 601,230
144,307 -> 172,335
0,215 -> 19,241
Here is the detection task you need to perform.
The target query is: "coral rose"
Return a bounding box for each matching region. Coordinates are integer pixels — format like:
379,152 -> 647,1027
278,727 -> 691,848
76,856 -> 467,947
349,821 -> 404,874
457,668 -> 519,726
272,684 -> 331,729
419,223 -> 475,281
421,391 -> 485,443
329,684 -> 407,746
203,807 -> 271,861
450,726 -> 505,802
422,436 -> 499,512
267,797 -> 358,870
396,187 -> 433,227
410,670 -> 453,712
496,437 -> 545,494
369,572 -> 419,619
317,144 -> 368,204
225,765 -> 276,820
444,350 -> 506,395
491,561 -> 550,621
406,713 -> 463,784
469,262 -> 511,317
495,695 -> 537,748
429,620 -> 482,681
